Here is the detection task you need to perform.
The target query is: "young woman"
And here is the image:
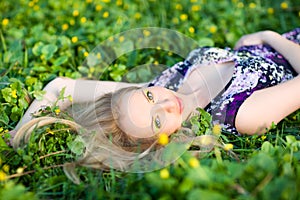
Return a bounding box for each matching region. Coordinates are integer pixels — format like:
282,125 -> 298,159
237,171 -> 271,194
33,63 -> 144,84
11,28 -> 300,176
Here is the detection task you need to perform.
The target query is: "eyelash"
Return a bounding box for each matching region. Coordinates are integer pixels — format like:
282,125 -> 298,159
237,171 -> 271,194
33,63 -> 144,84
144,90 -> 161,131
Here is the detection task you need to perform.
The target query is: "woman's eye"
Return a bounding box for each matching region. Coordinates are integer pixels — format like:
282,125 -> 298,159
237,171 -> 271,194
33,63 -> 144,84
154,116 -> 161,129
146,90 -> 154,102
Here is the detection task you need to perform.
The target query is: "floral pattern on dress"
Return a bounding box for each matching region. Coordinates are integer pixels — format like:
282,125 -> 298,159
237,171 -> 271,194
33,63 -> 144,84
148,28 -> 299,134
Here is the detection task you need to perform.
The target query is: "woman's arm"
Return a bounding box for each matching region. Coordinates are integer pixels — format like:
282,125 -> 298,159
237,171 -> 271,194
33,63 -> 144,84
235,75 -> 300,135
235,30 -> 300,73
14,77 -> 145,130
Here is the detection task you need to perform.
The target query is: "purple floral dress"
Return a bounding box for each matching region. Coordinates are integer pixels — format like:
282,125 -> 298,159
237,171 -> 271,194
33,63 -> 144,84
148,28 -> 300,134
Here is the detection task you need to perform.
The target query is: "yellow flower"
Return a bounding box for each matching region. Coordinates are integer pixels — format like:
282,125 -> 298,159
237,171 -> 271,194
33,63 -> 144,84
86,0 -> 92,3
102,0 -> 111,3
119,36 -> 125,42
2,165 -> 9,173
97,52 -> 102,59
0,171 -> 7,181
2,18 -> 9,26
103,11 -> 109,18
189,26 -> 195,33
158,133 -> 169,145
11,89 -> 17,98
267,8 -> 274,15
143,30 -> 151,37
191,5 -> 201,12
180,14 -> 188,21
160,168 -> 169,179
62,23 -> 69,31
280,2 -> 288,10
70,19 -> 75,26
212,124 -> 221,135
261,135 -> 267,141
224,143 -> 234,151
249,2 -> 256,9
190,0 -> 197,2
46,128 -> 54,135
84,52 -> 89,57
134,12 -> 141,19
54,108 -> 61,115
28,1 -> 34,7
33,5 -> 40,10
156,46 -> 161,50
237,2 -> 244,8
95,5 -> 103,11
116,0 -> 122,6
73,10 -> 79,17
0,127 -> 3,133
80,17 -> 87,23
175,4 -> 182,10
16,167 -> 24,174
172,17 -> 179,24
188,157 -> 200,168
154,61 -> 159,65
209,25 -> 217,34
71,36 -> 78,43
108,36 -> 114,41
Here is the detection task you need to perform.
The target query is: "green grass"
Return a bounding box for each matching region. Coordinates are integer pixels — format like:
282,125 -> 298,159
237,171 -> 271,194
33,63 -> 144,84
0,0 -> 300,199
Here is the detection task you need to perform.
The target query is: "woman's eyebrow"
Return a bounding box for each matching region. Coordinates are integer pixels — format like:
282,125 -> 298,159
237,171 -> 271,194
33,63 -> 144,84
141,90 -> 156,135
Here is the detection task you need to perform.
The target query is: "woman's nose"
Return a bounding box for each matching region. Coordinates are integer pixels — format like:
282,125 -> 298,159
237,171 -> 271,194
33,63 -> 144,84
158,99 -> 177,113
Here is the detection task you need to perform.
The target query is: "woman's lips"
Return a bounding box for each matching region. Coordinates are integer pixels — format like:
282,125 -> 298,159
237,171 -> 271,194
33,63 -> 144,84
176,96 -> 183,114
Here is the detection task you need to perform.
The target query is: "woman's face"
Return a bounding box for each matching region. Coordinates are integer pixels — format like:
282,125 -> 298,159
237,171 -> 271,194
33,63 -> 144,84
117,86 -> 185,138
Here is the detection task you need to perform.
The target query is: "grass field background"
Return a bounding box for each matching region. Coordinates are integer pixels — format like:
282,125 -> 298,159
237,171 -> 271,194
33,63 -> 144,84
0,0 -> 300,199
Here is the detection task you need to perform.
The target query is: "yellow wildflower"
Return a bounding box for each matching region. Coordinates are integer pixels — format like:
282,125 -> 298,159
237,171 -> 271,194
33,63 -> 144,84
143,30 -> 151,37
28,1 -> 34,7
224,143 -> 234,151
108,36 -> 114,41
212,124 -> 221,135
158,133 -> 169,145
188,157 -> 200,168
33,5 -> 39,10
180,14 -> 188,21
160,168 -> 169,179
261,135 -> 267,141
175,4 -> 182,10
80,17 -> 87,23
0,171 -> 7,181
209,25 -> 217,34
11,89 -> 17,98
103,11 -> 109,18
70,19 -> 75,26
154,61 -> 159,65
96,5 -> 103,11
280,2 -> 288,10
267,8 -> 274,15
46,128 -> 54,135
156,46 -> 161,50
2,18 -> 9,26
237,2 -> 244,8
16,167 -> 24,174
84,52 -> 89,57
134,12 -> 141,19
191,5 -> 201,12
102,0 -> 111,3
54,108 -> 61,115
86,0 -> 92,3
2,165 -> 9,173
189,26 -> 195,33
97,52 -> 102,59
0,127 -> 3,133
73,10 -> 79,17
249,2 -> 256,9
119,36 -> 125,42
116,0 -> 122,6
71,36 -> 78,43
62,23 -> 69,31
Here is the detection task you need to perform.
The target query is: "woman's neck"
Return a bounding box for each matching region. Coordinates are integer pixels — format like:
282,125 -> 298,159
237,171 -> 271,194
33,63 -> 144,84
177,62 -> 235,120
